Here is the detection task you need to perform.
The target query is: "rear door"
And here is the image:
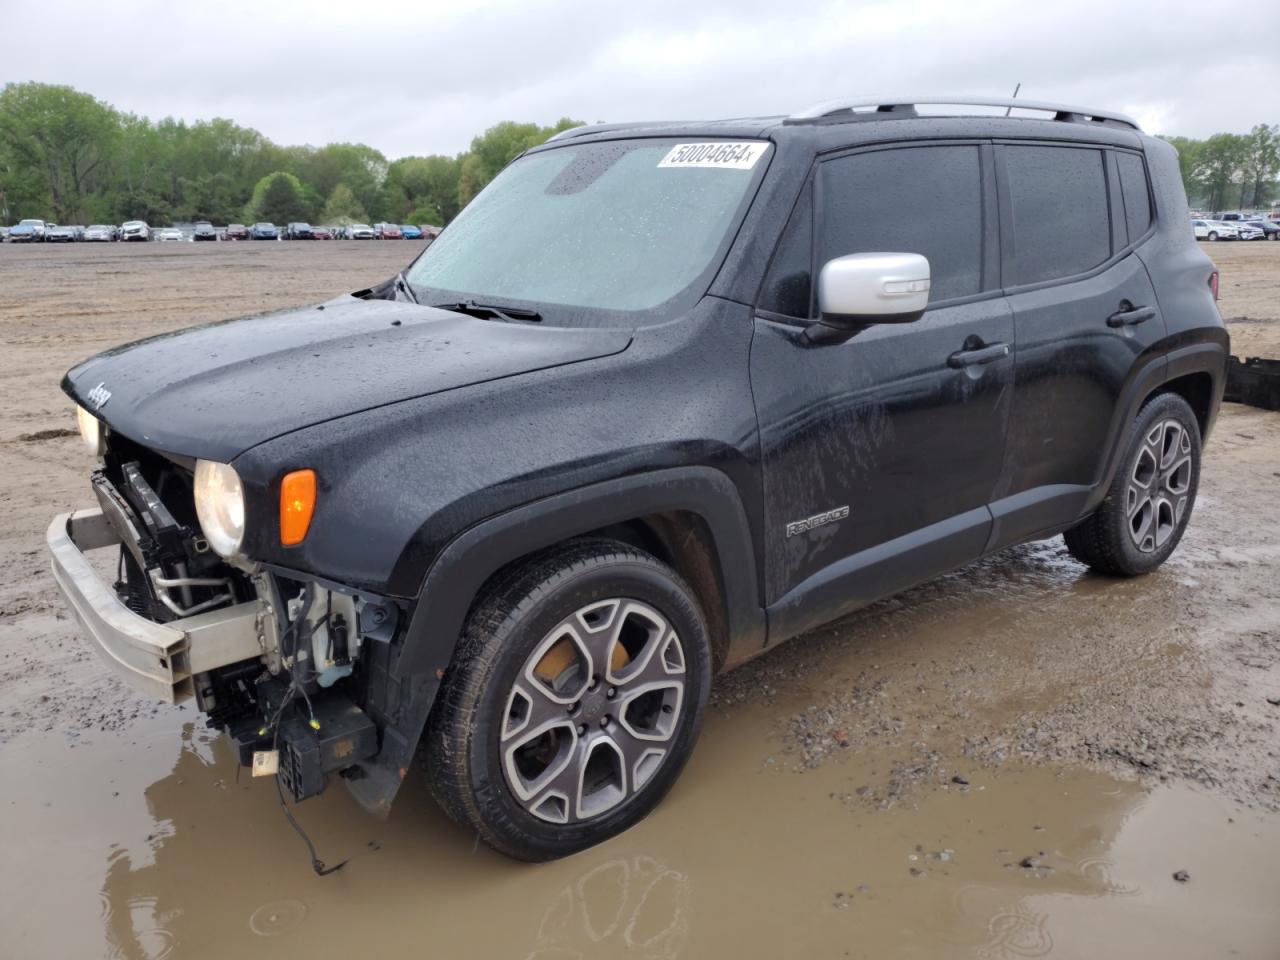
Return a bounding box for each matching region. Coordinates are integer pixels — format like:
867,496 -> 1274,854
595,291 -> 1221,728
990,142 -> 1166,547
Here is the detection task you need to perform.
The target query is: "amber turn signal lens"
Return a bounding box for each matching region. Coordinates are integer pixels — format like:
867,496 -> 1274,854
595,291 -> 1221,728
279,469 -> 316,546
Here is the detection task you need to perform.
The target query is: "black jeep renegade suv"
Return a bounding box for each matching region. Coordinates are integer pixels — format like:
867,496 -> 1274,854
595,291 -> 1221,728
50,97 -> 1226,861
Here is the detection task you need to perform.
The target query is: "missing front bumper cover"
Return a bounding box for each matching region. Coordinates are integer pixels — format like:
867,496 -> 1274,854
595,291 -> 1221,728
47,508 -> 264,703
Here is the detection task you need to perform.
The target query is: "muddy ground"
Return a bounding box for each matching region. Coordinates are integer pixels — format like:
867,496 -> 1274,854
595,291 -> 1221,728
0,240 -> 1277,959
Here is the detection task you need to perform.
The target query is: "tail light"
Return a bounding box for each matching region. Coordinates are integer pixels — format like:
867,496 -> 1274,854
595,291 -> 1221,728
1208,271 -> 1219,301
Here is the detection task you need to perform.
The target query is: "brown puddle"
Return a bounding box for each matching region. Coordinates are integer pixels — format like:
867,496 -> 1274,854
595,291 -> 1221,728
2,704 -> 1277,960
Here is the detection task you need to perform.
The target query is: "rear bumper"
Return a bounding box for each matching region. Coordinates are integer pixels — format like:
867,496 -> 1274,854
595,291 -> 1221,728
47,509 -> 265,703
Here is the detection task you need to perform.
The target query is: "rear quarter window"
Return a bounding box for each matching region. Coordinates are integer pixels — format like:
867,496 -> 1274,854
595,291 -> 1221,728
1004,145 -> 1110,285
1116,151 -> 1153,242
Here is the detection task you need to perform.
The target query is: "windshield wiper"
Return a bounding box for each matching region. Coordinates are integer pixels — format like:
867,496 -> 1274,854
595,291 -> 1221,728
395,272 -> 419,304
431,299 -> 542,323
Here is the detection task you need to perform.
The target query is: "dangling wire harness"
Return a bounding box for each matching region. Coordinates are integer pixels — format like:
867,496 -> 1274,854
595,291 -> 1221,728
259,582 -> 347,876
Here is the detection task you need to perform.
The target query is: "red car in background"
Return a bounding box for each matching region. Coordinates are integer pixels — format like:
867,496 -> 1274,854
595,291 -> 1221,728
223,223 -> 249,241
373,222 -> 403,239
311,225 -> 333,240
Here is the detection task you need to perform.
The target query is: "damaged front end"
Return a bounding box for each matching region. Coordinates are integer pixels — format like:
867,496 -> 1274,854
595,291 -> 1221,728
48,427 -> 409,811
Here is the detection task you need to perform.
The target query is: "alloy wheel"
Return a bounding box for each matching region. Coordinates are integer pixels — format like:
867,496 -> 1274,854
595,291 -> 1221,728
500,599 -> 687,824
1126,418 -> 1193,553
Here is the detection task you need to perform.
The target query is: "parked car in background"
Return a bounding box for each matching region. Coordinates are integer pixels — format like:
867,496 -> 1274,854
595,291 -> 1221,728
421,225 -> 443,243
46,225 -> 78,242
84,224 -> 116,242
193,222 -> 217,242
399,224 -> 423,239
311,225 -> 333,240
224,223 -> 249,241
250,222 -> 279,240
121,221 -> 151,242
1236,222 -> 1265,241
283,222 -> 314,240
1212,211 -> 1246,221
10,219 -> 48,242
345,222 -> 374,239
156,228 -> 185,242
1192,219 -> 1238,241
1242,217 -> 1280,239
373,222 -> 403,239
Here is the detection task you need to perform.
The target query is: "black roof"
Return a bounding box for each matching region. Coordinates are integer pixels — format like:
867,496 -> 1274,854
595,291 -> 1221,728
536,111 -> 1146,155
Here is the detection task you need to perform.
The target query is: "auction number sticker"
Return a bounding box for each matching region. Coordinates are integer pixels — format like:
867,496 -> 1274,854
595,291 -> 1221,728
658,142 -> 768,170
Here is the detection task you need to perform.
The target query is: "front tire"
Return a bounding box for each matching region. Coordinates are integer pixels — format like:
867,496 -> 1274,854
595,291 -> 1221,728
424,539 -> 711,861
1207,231 -> 1218,241
1063,392 -> 1201,576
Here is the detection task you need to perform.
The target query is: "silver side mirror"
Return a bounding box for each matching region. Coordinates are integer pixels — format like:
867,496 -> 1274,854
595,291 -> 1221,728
808,252 -> 931,342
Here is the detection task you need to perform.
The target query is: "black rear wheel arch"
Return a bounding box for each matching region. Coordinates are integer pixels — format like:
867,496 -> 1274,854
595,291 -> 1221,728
1064,391 -> 1201,576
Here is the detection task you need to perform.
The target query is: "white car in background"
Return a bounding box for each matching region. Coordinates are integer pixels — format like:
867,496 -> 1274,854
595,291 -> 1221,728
156,228 -> 186,242
1191,219 -> 1238,241
1235,222 -> 1264,241
121,220 -> 151,242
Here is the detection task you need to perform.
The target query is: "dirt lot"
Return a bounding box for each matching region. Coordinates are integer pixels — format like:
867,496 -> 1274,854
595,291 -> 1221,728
1,240 -> 1278,959
1214,239 -> 1280,358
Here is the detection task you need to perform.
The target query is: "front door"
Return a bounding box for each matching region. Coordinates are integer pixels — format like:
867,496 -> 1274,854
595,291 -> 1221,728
750,142 -> 1014,642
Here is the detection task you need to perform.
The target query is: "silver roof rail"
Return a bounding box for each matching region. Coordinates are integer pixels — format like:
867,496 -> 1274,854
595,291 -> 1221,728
789,95 -> 1139,130
546,122 -> 654,142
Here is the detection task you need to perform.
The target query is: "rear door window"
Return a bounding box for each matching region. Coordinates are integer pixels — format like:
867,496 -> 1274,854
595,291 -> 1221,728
818,145 -> 983,303
1004,145 -> 1110,285
1116,151 -> 1153,242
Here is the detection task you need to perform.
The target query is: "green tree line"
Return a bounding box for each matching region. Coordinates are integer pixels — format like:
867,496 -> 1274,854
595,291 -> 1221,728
0,82 -> 579,226
1163,124 -> 1279,212
3,81 -> 1276,226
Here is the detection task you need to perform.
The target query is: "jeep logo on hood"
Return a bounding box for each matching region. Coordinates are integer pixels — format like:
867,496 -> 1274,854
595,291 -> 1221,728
86,382 -> 112,410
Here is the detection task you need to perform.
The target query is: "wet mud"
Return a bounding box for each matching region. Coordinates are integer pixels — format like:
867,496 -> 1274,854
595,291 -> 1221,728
1,241 -> 1278,958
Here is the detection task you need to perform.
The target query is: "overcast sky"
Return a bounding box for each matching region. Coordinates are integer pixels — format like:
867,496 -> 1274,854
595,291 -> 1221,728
4,0 -> 1277,157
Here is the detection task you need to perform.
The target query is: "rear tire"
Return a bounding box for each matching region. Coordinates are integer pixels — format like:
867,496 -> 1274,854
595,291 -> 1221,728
1063,392 -> 1201,576
1208,231 -> 1218,241
424,538 -> 711,861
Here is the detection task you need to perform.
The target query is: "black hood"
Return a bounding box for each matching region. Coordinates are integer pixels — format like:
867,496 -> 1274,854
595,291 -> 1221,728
63,296 -> 632,462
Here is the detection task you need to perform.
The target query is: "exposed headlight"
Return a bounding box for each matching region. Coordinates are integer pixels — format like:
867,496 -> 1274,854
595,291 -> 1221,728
194,460 -> 245,558
75,405 -> 105,456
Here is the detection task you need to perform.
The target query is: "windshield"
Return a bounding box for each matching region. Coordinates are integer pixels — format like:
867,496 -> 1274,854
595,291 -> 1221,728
405,138 -> 771,324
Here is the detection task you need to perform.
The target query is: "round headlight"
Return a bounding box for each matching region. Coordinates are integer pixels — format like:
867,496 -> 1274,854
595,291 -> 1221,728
194,460 -> 245,558
75,405 -> 104,455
